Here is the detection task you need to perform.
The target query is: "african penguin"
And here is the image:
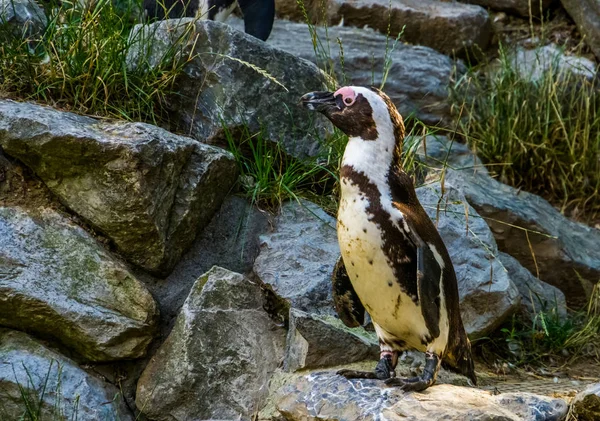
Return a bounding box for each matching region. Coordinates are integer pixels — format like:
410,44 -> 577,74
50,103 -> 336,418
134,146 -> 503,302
142,0 -> 275,41
301,86 -> 477,391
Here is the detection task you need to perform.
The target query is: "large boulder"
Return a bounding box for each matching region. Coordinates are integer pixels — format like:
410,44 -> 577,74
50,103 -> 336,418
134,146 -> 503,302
419,135 -> 600,308
560,0 -> 600,61
0,206 -> 158,362
416,183 -> 520,338
227,17 -> 464,126
136,266 -> 286,421
270,372 -> 568,421
285,308 -> 378,372
253,200 -> 339,317
0,99 -> 237,275
275,0 -> 491,56
459,0 -> 552,17
127,18 -> 332,159
0,329 -> 133,420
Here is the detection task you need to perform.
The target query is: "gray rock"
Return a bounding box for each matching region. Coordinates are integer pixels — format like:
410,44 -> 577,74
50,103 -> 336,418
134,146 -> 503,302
127,18 -> 332,159
285,308 -> 378,372
0,99 -> 237,275
226,17 -> 464,127
561,0 -> 600,61
253,200 -> 339,316
0,329 -> 133,421
421,135 -> 600,308
274,0 -> 491,57
507,44 -> 597,81
498,252 -> 567,320
0,206 -> 158,362
571,382 -> 600,421
0,0 -> 47,41
270,372 -> 568,421
412,134 -> 488,175
416,183 -> 520,338
459,0 -> 552,17
136,267 -> 286,421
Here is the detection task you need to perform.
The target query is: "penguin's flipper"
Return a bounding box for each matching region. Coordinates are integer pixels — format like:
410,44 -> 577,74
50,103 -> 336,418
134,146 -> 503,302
331,256 -> 365,328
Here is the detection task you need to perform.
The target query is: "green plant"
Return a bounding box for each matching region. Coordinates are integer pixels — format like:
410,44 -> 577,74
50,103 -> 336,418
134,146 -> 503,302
0,0 -> 193,123
453,43 -> 600,221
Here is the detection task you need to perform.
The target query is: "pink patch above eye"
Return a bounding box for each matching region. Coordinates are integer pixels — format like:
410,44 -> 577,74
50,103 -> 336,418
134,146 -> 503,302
334,86 -> 356,106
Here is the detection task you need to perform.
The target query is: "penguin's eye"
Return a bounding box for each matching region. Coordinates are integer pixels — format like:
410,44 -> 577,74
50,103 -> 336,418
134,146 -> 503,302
344,97 -> 353,105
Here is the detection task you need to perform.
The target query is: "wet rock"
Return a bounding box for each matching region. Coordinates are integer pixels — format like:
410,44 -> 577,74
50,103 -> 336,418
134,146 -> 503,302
498,252 -> 567,320
227,17 -> 465,126
0,0 -> 47,41
275,0 -> 491,57
270,371 -> 568,421
0,99 -> 236,275
561,0 -> 600,60
460,0 -> 552,17
285,308 -> 378,372
416,183 -> 520,338
136,266 -> 285,421
253,200 -> 339,316
0,206 -> 158,362
0,329 -> 133,420
127,18 -> 332,159
571,382 -> 600,421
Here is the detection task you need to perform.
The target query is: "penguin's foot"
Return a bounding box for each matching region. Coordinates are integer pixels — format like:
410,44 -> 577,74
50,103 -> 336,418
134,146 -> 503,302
384,351 -> 440,392
337,353 -> 396,380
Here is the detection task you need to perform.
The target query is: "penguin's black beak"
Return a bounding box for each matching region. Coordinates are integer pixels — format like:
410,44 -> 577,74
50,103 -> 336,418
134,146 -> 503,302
300,91 -> 337,113
238,0 -> 275,41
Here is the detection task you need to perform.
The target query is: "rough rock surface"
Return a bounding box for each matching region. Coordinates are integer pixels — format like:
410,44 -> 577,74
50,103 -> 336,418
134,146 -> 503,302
285,308 -> 378,372
416,183 -> 520,338
0,329 -> 133,420
0,99 -> 237,275
498,252 -> 567,319
413,134 -> 488,174
460,0 -> 552,17
561,0 -> 600,60
227,17 -> 463,126
507,44 -> 597,81
271,372 -> 568,421
420,135 -> 600,308
274,0 -> 491,56
571,382 -> 600,421
0,0 -> 47,40
0,206 -> 158,361
128,18 -> 332,159
253,200 -> 339,316
136,266 -> 285,421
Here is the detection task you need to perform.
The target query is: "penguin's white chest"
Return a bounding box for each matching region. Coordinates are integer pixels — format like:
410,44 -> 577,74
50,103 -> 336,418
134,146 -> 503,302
337,180 -> 429,350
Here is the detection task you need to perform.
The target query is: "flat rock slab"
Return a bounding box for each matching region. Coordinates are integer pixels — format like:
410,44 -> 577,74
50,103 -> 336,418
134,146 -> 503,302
128,18 -> 332,159
285,308 -> 378,372
226,17 -> 463,127
272,372 -> 568,421
0,206 -> 158,361
253,200 -> 339,316
416,183 -> 520,338
136,266 -> 285,421
0,329 -> 133,420
275,0 -> 491,56
0,99 -> 236,275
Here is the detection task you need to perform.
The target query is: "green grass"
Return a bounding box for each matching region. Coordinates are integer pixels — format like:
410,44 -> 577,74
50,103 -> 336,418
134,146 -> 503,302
453,43 -> 600,221
0,0 -> 193,123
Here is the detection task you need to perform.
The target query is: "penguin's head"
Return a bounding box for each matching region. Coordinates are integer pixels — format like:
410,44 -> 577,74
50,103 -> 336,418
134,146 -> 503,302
300,86 -> 404,143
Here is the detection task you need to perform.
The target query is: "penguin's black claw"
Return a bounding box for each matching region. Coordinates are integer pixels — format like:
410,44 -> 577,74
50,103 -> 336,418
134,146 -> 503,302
336,369 -> 378,379
384,376 -> 433,392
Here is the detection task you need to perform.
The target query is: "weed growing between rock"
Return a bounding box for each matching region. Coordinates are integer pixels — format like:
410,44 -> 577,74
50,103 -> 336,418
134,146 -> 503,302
453,43 -> 600,222
0,0 -> 192,123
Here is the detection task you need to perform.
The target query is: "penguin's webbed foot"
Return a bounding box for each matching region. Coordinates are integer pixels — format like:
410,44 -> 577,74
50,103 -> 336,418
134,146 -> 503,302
384,351 -> 440,392
337,354 -> 396,380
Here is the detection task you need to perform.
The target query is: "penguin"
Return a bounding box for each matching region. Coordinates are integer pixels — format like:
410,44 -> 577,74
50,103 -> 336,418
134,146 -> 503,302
301,86 -> 477,391
142,0 -> 275,41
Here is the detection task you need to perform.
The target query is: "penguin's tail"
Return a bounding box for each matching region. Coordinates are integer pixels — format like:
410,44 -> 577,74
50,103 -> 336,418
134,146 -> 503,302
442,331 -> 477,386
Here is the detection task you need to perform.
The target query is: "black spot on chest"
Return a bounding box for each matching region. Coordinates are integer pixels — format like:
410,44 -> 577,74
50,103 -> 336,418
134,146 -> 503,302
340,165 -> 418,302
